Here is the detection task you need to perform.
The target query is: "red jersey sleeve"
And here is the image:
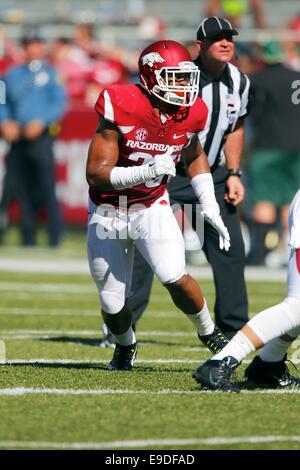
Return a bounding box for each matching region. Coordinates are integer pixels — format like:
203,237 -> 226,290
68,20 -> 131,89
296,248 -> 300,274
94,88 -> 117,124
188,97 -> 208,133
94,89 -> 105,117
196,98 -> 208,132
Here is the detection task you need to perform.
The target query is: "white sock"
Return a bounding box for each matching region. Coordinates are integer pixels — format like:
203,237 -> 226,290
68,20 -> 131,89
185,300 -> 215,336
213,331 -> 256,362
114,326 -> 136,346
259,337 -> 293,362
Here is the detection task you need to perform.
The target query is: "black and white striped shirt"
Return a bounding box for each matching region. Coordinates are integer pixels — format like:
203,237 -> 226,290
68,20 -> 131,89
194,57 -> 250,168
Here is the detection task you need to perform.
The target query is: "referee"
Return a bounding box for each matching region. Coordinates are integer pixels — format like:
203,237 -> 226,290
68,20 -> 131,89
102,17 -> 250,345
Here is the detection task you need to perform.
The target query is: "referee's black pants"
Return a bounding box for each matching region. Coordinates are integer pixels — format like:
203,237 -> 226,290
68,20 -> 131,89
128,166 -> 249,337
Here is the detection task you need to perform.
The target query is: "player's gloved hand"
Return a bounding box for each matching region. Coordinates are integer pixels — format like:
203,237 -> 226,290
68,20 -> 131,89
201,208 -> 231,251
148,146 -> 176,178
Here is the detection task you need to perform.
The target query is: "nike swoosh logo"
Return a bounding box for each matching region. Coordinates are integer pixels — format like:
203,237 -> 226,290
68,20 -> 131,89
173,133 -> 185,139
208,370 -> 220,388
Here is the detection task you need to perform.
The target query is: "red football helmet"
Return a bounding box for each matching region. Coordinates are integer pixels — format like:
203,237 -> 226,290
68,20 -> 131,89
138,40 -> 200,107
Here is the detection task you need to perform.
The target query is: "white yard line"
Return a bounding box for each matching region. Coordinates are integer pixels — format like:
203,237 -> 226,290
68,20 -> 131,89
0,308 -> 100,316
0,309 -> 179,317
0,292 -> 171,303
0,282 -> 96,293
0,294 -> 90,302
1,358 -> 300,365
0,387 -> 300,396
0,258 -> 286,281
0,259 -> 90,274
0,307 -> 268,318
0,435 -> 299,449
0,281 -> 285,296
0,329 -> 193,337
1,359 -> 203,365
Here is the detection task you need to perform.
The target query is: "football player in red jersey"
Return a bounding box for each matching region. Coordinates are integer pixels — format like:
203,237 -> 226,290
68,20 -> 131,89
86,40 -> 230,370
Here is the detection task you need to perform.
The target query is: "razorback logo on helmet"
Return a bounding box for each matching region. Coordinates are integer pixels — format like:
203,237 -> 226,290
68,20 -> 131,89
141,52 -> 165,68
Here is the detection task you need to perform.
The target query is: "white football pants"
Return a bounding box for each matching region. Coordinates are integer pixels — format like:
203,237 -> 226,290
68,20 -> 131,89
87,195 -> 187,314
248,247 -> 300,343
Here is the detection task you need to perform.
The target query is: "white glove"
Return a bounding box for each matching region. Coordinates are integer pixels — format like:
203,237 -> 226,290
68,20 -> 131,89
149,146 -> 176,178
201,209 -> 231,251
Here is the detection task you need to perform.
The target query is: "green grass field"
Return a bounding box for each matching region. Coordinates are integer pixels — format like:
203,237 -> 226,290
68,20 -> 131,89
0,233 -> 300,450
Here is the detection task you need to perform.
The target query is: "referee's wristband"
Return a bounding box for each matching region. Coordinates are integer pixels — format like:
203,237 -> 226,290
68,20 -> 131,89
226,168 -> 243,179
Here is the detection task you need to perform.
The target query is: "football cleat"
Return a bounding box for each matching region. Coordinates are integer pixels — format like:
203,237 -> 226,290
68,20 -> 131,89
193,356 -> 240,392
108,342 -> 137,371
198,327 -> 229,353
245,355 -> 300,388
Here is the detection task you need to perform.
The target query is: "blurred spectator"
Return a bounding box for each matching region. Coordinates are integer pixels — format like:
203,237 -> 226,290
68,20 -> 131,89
125,0 -> 146,23
73,23 -> 99,57
0,32 -> 67,246
246,41 -> 300,266
0,28 -> 23,74
283,39 -> 300,72
51,26 -> 132,105
283,13 -> 300,72
289,12 -> 300,44
84,58 -> 129,107
235,45 -> 258,74
50,37 -> 90,102
137,15 -> 166,43
204,0 -> 267,29
184,40 -> 199,61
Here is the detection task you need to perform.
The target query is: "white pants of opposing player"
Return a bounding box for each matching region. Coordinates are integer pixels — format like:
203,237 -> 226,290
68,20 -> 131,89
248,247 -> 300,342
87,194 -> 187,314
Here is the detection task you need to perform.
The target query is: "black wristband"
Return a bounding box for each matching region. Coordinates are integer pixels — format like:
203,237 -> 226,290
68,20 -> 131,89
226,168 -> 243,178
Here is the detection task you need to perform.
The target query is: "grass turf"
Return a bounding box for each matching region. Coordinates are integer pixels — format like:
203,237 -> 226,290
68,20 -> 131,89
0,264 -> 299,450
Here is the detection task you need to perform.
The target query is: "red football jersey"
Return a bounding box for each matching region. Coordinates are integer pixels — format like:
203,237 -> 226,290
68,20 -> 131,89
90,84 -> 208,207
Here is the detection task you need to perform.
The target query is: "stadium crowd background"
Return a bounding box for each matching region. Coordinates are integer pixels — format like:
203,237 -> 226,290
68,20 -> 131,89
0,0 -> 300,267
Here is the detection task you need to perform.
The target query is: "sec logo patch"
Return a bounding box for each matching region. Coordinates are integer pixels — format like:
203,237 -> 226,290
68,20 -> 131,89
135,128 -> 148,141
